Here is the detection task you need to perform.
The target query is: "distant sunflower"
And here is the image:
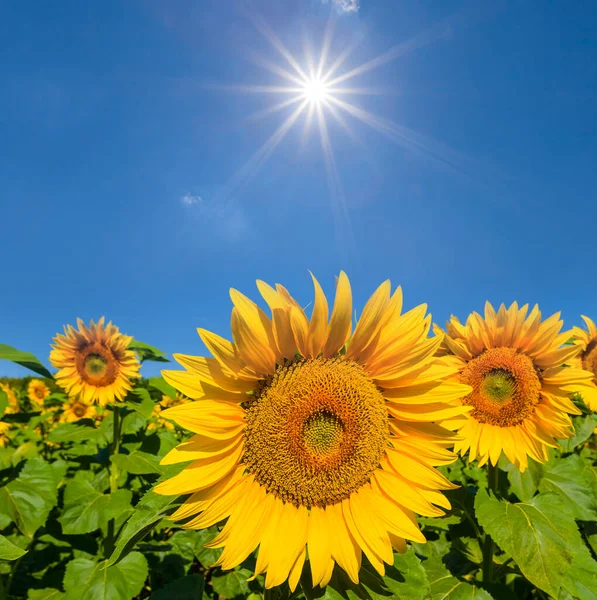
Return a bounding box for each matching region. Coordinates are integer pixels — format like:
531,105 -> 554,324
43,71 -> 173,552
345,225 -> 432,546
154,273 -> 470,590
60,398 -> 96,423
0,383 -> 19,413
149,393 -> 189,431
572,316 -> 597,411
0,421 -> 11,447
437,302 -> 597,471
27,379 -> 50,407
50,318 -> 140,406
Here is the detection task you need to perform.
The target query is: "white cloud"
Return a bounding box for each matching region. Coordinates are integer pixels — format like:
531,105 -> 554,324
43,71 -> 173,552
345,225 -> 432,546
180,193 -> 202,205
323,0 -> 360,13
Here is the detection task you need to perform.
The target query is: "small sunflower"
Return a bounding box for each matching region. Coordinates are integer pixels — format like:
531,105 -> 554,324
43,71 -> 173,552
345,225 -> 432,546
60,398 -> 96,423
0,422 -> 11,447
437,302 -> 597,471
153,273 -> 471,590
50,318 -> 141,406
149,393 -> 189,431
0,383 -> 19,413
27,379 -> 50,407
572,316 -> 597,411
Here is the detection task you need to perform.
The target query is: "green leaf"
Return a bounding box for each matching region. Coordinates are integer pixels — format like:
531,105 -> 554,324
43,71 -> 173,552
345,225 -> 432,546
107,470 -> 184,566
504,457 -> 544,502
559,414 -> 597,453
125,388 -> 155,419
424,555 -> 493,599
0,344 -> 53,378
0,458 -> 65,536
48,423 -> 100,444
149,377 -> 177,399
0,533 -> 27,560
149,574 -> 205,600
59,476 -> 133,535
28,590 -> 66,600
558,541 -> 597,600
63,552 -> 148,600
128,340 -> 169,363
169,528 -> 221,568
475,489 -> 579,596
538,454 -> 597,521
211,568 -> 252,598
111,450 -> 162,475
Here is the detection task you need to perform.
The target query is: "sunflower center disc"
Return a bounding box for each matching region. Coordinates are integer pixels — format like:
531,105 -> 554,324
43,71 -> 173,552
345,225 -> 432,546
75,343 -> 118,386
35,389 -> 45,399
243,358 -> 388,508
73,403 -> 87,417
461,347 -> 541,427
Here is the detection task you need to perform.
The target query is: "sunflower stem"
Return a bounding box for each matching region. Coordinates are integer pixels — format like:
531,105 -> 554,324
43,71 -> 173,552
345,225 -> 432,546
105,405 -> 121,558
482,462 -> 499,583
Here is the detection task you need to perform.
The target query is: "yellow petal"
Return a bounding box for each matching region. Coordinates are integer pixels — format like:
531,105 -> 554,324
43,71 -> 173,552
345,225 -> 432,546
323,271 -> 352,358
308,272 -> 329,358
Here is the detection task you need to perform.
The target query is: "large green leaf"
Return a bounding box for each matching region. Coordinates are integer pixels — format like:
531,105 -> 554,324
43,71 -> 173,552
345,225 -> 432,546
0,344 -> 53,378
424,555 -> 493,599
475,489 -> 581,596
0,458 -> 66,536
125,388 -> 155,419
128,340 -> 169,363
557,542 -> 597,600
149,574 -> 205,600
59,475 -> 133,535
149,377 -> 177,399
28,590 -> 66,600
211,568 -> 253,598
63,552 -> 148,600
559,414 -> 597,453
504,458 -> 544,502
538,454 -> 597,521
111,451 -> 162,475
169,528 -> 221,568
107,469 -> 184,566
0,533 -> 27,560
47,423 -> 101,444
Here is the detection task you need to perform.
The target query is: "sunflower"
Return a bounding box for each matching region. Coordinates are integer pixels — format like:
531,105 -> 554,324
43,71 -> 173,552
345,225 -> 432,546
153,273 -> 471,590
60,398 -> 96,423
572,316 -> 597,411
27,379 -> 50,407
50,317 -> 141,406
0,383 -> 19,413
436,302 -> 597,471
0,421 -> 11,447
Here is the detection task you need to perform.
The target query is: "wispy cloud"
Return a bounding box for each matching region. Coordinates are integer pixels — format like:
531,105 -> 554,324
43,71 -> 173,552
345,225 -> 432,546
323,0 -> 360,13
178,188 -> 248,242
180,193 -> 202,205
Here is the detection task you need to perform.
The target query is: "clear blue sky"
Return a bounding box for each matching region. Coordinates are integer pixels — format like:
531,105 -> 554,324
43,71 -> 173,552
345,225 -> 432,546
1,0 -> 596,378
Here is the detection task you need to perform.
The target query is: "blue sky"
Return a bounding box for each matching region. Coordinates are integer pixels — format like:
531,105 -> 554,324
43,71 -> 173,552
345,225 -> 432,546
1,0 -> 596,378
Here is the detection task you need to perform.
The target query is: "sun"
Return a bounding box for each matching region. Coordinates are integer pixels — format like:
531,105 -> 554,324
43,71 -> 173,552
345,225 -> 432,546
302,77 -> 330,105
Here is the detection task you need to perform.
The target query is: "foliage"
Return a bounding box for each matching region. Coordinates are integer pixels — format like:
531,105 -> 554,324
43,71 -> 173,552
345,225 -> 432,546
0,342 -> 596,599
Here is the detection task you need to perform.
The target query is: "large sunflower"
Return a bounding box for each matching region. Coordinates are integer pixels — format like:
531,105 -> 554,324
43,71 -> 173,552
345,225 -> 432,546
60,398 -> 97,423
572,316 -> 597,410
154,273 -> 470,590
50,318 -> 140,406
28,379 -> 50,407
436,302 -> 597,471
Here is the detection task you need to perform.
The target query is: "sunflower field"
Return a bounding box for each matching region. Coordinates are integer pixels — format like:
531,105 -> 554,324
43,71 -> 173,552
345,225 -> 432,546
1,274 -> 597,600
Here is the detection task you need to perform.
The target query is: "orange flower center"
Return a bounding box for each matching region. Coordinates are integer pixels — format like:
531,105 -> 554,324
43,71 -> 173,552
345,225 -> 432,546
582,340 -> 597,380
461,347 -> 541,427
35,388 -> 45,399
75,342 -> 119,387
73,403 -> 88,418
243,358 -> 388,508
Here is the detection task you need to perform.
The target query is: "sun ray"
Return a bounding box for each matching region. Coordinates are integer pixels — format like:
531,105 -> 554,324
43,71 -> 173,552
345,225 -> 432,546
316,13 -> 337,79
203,83 -> 303,95
248,51 -> 308,87
245,95 -> 307,124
